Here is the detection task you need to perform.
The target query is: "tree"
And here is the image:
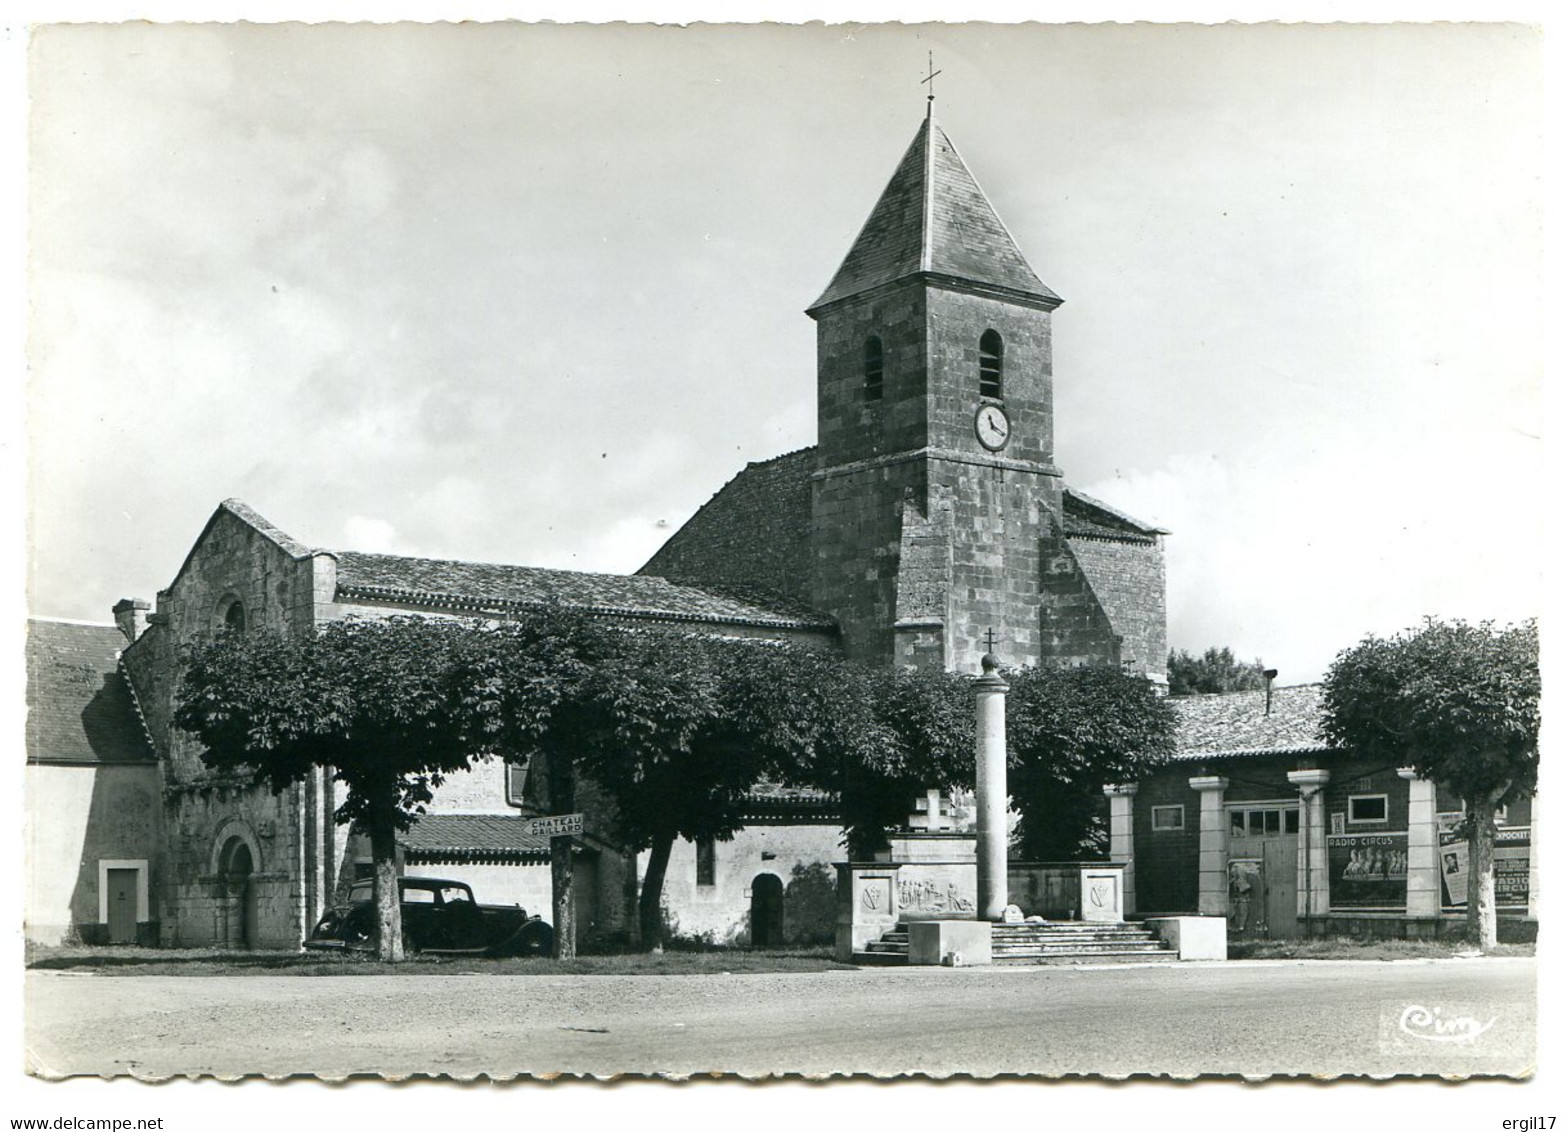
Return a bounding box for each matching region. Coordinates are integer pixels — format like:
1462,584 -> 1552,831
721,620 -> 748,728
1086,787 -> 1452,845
1167,646 -> 1269,697
818,665 -> 976,860
175,614 -> 580,961
1320,619 -> 1539,950
1006,664 -> 1178,860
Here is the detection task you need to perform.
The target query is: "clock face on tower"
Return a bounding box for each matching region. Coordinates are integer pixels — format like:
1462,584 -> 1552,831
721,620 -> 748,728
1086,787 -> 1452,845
975,404 -> 1011,451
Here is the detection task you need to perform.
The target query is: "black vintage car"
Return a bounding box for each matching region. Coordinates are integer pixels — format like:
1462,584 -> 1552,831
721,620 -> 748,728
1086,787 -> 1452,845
305,877 -> 554,957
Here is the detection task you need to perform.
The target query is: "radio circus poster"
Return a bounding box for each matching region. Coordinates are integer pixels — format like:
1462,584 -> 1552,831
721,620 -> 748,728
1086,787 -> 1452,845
1327,832 -> 1408,909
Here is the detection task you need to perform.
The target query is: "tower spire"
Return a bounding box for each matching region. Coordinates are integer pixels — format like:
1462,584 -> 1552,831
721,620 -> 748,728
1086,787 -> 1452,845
922,52 -> 942,119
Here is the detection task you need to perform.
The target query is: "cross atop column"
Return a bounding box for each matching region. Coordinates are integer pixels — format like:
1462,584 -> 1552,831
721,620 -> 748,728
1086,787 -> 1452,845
983,627 -> 997,655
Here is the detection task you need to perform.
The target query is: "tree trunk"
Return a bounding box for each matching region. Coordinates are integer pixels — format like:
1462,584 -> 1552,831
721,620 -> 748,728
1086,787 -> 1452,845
638,832 -> 675,952
547,747 -> 576,959
367,799 -> 404,963
1467,787 -> 1507,952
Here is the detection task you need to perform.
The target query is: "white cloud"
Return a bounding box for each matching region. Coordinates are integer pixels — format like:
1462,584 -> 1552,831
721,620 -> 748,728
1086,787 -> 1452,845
341,516 -> 402,555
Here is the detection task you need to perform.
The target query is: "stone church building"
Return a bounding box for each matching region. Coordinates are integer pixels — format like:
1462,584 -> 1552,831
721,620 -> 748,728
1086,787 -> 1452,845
27,114 -> 1170,950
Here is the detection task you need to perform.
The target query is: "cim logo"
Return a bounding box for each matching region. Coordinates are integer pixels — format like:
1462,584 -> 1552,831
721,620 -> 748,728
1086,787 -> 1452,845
1398,1004 -> 1497,1044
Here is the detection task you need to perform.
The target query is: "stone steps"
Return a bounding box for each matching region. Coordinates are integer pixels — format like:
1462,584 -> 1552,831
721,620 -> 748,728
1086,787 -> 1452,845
854,920 -> 1180,966
990,940 -> 1178,959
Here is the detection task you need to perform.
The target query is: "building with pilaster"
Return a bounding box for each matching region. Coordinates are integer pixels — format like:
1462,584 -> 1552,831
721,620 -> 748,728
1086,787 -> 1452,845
1104,684 -> 1538,940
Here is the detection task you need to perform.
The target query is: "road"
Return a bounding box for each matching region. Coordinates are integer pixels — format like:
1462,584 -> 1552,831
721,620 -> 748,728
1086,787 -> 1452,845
24,958 -> 1534,1080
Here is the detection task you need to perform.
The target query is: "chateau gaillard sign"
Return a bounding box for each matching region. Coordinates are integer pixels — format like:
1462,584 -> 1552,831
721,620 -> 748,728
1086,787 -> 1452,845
522,813 -> 584,839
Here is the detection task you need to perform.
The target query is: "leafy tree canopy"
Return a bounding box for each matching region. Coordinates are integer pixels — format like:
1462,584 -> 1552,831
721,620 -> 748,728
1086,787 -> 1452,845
1167,646 -> 1269,697
1319,618 -> 1540,806
1007,664 -> 1178,859
175,612 -> 598,826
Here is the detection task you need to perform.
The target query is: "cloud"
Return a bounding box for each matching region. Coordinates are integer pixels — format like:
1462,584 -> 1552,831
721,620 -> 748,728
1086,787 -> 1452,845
341,516 -> 403,555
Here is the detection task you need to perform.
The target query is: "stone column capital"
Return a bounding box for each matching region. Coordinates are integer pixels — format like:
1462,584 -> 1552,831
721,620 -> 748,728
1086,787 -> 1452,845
1103,783 -> 1140,798
1188,775 -> 1229,793
1287,769 -> 1331,794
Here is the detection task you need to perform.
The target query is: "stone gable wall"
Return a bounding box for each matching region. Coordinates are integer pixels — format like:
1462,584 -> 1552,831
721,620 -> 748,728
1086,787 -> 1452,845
1066,535 -> 1167,680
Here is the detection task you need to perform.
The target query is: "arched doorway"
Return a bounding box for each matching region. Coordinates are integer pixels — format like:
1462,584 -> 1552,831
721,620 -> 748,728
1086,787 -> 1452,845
750,873 -> 784,947
218,836 -> 257,948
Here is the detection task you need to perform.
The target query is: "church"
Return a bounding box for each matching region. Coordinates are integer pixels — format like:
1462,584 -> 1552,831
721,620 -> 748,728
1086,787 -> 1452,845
25,111 -> 1171,950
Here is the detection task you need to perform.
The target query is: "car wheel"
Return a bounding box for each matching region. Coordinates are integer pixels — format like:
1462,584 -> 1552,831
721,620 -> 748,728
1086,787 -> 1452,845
516,921 -> 554,957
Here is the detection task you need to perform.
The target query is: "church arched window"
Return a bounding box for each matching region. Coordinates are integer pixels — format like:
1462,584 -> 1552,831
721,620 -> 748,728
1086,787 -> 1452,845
864,336 -> 884,401
979,330 -> 1004,399
216,595 -> 246,633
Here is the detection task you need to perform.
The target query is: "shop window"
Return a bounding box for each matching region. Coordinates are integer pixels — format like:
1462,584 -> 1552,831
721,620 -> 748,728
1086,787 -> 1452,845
696,838 -> 716,887
1151,805 -> 1184,830
1228,803 -> 1300,839
1348,794 -> 1389,825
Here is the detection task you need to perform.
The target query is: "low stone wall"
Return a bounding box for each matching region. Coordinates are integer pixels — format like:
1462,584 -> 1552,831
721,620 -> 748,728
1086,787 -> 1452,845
1302,912 -> 1538,944
1008,862 -> 1126,922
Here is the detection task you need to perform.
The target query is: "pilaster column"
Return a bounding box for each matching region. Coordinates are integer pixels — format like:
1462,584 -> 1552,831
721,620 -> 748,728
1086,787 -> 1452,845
1188,776 -> 1229,915
1528,791 -> 1539,921
974,654 -> 1010,921
1399,767 -> 1440,918
1288,769 -> 1332,917
1103,783 -> 1139,914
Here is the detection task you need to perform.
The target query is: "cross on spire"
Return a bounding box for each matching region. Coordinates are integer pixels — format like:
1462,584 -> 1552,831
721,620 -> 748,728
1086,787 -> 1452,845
922,51 -> 942,119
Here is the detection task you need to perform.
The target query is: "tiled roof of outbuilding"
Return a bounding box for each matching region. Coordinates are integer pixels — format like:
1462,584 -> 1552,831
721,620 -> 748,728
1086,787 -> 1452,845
26,620 -> 155,765
637,447 -> 816,606
397,814 -> 551,862
334,549 -> 835,631
809,117 -> 1060,313
1171,684 -> 1334,761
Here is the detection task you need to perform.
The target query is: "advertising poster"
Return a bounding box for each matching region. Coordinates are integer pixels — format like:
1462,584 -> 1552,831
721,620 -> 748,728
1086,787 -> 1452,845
1227,858 -> 1264,935
1327,832 -> 1407,909
1440,825 -> 1530,907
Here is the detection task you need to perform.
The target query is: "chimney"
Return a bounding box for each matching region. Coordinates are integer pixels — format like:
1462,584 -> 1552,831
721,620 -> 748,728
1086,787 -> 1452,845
112,598 -> 151,643
1263,668 -> 1279,715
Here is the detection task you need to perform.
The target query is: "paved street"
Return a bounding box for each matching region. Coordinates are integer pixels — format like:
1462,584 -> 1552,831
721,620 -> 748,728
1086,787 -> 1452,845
25,958 -> 1534,1080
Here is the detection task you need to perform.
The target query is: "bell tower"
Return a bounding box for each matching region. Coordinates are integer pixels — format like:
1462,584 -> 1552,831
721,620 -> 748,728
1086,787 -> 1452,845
806,116 -> 1093,674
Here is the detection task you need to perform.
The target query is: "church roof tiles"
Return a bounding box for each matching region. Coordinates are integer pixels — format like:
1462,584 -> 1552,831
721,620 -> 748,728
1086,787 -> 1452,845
809,117 -> 1061,313
636,447 -> 815,605
333,548 -> 836,631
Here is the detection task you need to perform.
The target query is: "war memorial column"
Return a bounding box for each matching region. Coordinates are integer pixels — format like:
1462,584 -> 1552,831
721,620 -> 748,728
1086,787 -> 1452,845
974,653 -> 1010,921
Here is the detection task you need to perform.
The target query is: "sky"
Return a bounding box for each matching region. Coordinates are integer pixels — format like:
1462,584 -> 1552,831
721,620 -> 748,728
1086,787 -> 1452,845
25,20 -> 1543,684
